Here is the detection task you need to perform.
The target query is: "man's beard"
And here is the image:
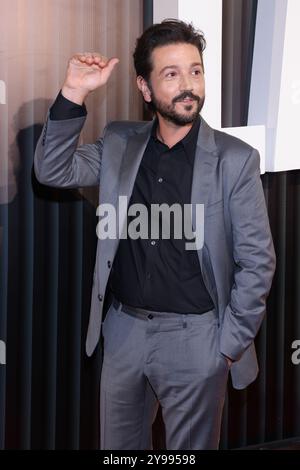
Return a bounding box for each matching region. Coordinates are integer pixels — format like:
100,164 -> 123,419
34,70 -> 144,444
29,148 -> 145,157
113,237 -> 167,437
149,89 -> 205,126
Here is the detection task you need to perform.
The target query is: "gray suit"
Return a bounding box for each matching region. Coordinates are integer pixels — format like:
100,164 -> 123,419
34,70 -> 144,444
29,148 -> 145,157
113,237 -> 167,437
34,112 -> 276,447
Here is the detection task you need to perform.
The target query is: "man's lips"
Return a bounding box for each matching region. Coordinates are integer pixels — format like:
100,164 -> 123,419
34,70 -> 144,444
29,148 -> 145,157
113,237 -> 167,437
177,98 -> 195,103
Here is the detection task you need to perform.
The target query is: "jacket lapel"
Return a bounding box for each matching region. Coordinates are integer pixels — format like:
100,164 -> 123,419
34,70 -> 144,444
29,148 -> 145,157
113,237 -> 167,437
191,117 -> 219,221
191,118 -> 219,291
117,122 -> 153,236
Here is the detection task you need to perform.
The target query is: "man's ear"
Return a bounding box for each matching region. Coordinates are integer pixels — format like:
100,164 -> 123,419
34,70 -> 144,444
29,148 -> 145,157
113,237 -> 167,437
136,76 -> 152,103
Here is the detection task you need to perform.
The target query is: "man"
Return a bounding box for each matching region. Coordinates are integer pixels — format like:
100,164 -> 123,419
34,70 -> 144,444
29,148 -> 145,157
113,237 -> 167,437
34,20 -> 276,450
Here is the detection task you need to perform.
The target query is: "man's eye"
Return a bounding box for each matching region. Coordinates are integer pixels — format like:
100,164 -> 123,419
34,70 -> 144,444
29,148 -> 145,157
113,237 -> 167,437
166,71 -> 177,78
192,69 -> 202,76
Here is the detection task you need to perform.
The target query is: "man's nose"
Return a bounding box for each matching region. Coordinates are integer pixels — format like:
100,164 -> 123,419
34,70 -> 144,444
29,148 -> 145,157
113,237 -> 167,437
179,73 -> 193,91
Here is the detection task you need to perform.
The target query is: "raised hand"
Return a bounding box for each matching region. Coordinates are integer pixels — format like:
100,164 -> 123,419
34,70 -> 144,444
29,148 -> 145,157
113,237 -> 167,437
61,52 -> 119,105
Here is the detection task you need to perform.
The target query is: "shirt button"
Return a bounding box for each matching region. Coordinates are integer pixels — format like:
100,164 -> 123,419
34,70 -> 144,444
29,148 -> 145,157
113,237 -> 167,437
107,260 -> 111,268
151,240 -> 156,246
158,177 -> 163,183
98,294 -> 103,302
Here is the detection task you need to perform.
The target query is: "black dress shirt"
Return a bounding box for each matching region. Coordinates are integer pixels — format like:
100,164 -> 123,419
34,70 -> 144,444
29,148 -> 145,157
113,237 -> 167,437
50,92 -> 214,314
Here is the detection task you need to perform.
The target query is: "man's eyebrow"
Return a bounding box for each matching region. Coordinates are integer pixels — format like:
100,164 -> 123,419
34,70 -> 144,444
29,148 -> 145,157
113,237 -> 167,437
159,65 -> 179,76
191,62 -> 203,69
158,62 -> 203,76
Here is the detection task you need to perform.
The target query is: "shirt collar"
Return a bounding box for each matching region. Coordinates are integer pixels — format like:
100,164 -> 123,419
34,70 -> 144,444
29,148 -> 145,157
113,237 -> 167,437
151,116 -> 201,165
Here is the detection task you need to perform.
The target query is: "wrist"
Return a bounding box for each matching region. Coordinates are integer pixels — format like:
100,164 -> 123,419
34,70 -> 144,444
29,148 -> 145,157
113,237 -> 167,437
61,85 -> 88,106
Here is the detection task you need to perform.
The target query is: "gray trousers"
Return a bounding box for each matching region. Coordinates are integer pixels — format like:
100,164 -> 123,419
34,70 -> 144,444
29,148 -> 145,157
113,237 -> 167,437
100,298 -> 229,450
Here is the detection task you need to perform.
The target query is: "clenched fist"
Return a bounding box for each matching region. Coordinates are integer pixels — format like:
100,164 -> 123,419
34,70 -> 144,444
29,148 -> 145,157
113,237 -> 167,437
61,52 -> 119,105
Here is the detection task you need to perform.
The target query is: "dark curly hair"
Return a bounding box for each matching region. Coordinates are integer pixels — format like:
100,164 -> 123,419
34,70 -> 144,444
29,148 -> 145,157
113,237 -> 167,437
133,19 -> 206,81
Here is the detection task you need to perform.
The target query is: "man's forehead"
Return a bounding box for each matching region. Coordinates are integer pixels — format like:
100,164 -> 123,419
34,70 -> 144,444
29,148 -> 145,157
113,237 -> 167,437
151,43 -> 201,65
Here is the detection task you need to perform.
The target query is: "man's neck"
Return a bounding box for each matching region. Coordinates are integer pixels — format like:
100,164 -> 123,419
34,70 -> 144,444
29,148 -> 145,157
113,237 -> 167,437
156,115 -> 193,148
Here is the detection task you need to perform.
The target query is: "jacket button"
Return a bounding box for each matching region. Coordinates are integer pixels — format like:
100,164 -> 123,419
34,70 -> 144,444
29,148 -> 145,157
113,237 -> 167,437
107,260 -> 111,268
98,294 -> 103,302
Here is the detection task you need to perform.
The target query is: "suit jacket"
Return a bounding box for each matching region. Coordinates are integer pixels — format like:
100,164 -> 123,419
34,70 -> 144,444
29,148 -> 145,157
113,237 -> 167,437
34,112 -> 276,389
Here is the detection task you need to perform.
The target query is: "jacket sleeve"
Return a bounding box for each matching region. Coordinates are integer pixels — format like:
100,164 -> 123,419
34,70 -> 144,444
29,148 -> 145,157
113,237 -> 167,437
34,112 -> 103,188
219,149 -> 276,361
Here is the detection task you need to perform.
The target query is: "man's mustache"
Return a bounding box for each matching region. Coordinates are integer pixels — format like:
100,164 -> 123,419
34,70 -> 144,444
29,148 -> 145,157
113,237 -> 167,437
172,91 -> 200,104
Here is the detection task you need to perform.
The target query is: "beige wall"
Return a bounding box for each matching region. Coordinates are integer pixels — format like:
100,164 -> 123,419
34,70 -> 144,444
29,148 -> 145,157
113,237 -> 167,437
0,0 -> 143,205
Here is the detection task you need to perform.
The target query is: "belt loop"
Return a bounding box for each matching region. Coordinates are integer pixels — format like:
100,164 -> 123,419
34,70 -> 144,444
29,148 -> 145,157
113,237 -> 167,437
115,298 -> 122,314
182,314 -> 187,329
112,297 -> 123,314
